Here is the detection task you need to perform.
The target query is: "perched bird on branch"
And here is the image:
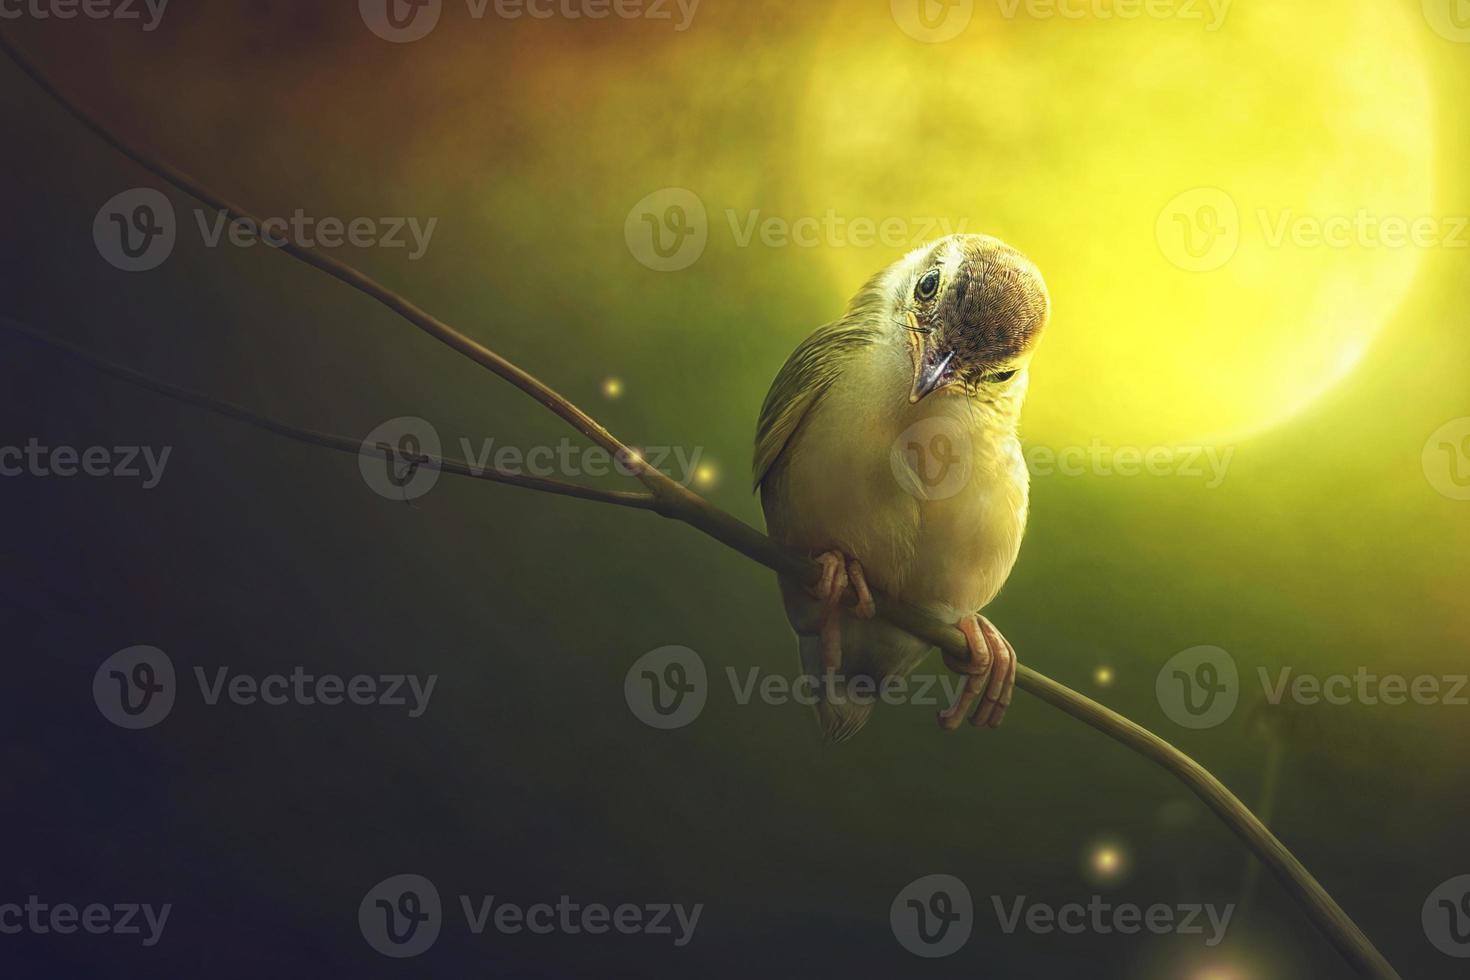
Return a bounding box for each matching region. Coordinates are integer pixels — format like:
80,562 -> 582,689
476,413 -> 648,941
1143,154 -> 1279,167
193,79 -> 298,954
754,235 -> 1049,740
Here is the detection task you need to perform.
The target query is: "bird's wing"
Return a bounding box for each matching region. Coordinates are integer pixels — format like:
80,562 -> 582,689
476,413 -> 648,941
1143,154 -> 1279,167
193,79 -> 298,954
753,317 -> 880,489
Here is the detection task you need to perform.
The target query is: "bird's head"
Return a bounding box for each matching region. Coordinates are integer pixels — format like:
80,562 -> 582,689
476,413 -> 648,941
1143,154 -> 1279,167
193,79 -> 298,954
875,235 -> 1050,404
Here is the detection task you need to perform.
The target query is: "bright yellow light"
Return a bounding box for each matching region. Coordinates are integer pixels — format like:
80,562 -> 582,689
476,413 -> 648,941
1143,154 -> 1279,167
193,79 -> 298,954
694,463 -> 719,488
602,377 -> 624,399
1084,839 -> 1130,884
1193,969 -> 1246,980
797,0 -> 1432,447
1094,666 -> 1114,687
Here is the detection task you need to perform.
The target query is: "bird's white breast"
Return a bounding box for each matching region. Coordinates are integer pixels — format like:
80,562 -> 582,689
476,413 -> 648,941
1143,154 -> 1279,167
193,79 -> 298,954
764,340 -> 1030,620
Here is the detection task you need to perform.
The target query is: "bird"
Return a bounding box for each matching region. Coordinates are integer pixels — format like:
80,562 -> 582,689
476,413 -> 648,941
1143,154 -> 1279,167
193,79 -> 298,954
753,234 -> 1049,741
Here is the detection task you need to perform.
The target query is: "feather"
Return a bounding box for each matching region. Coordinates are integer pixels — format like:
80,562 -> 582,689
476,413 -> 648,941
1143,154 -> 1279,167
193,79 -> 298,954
751,316 -> 882,490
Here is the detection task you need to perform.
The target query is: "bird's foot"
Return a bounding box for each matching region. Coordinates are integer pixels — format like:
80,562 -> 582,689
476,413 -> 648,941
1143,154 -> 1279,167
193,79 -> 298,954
808,551 -> 878,673
845,559 -> 877,621
937,614 -> 1017,731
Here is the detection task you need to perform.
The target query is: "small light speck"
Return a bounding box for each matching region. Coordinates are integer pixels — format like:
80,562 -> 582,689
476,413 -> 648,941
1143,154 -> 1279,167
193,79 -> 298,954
694,463 -> 719,489
1094,666 -> 1115,687
602,377 -> 624,399
1083,839 -> 1130,885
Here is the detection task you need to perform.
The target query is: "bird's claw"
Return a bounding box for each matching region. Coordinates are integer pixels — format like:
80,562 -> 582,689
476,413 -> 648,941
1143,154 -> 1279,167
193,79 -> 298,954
807,551 -> 878,673
808,551 -> 877,618
846,559 -> 877,620
811,552 -> 848,606
938,614 -> 1017,731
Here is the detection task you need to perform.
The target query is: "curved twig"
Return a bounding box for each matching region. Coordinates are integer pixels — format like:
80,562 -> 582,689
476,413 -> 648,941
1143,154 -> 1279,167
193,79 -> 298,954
0,33 -> 1401,980
0,317 -> 656,511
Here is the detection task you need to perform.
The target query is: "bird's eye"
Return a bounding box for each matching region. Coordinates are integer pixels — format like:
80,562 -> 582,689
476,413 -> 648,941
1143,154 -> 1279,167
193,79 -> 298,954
915,269 -> 941,302
986,370 -> 1018,384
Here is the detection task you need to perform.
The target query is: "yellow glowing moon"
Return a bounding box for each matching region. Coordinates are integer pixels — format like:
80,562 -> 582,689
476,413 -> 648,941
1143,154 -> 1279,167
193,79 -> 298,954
796,0 -> 1433,447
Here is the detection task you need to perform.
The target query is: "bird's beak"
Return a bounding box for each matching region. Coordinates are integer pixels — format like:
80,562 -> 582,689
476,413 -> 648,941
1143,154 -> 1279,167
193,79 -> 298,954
909,327 -> 956,403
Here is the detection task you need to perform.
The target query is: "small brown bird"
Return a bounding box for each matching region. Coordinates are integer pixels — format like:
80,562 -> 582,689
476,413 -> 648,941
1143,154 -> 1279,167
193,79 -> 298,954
754,234 -> 1049,740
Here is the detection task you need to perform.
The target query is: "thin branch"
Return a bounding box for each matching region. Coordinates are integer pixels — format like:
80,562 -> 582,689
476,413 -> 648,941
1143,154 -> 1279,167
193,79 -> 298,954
0,316 -> 656,512
0,33 -> 642,476
0,34 -> 1402,980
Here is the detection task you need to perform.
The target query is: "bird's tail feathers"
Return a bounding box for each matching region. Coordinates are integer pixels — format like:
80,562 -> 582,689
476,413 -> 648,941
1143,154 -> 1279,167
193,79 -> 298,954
797,636 -> 876,743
